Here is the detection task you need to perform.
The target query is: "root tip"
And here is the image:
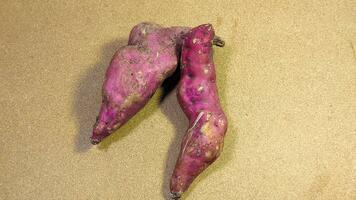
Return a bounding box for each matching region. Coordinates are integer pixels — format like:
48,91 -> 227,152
213,36 -> 225,47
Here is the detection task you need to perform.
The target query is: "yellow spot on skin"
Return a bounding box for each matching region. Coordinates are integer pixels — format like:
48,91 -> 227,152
205,151 -> 212,158
121,94 -> 141,109
142,28 -> 146,35
204,68 -> 209,74
216,145 -> 219,150
200,123 -> 208,134
112,123 -> 121,130
200,122 -> 213,138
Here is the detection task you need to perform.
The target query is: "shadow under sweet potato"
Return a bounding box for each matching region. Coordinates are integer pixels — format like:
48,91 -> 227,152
159,67 -> 187,200
97,89 -> 162,151
73,39 -> 126,152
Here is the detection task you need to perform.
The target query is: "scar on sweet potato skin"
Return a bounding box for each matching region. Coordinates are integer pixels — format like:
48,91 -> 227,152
170,24 -> 228,199
90,23 -> 190,144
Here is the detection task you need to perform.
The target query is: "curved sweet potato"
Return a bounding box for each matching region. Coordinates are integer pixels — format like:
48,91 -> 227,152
170,24 -> 227,199
90,22 -> 189,144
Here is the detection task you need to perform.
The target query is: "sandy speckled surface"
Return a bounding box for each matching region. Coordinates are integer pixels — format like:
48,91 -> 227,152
1,0 -> 355,199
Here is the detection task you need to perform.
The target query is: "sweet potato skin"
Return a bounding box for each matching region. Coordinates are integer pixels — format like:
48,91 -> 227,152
170,24 -> 228,198
90,23 -> 189,144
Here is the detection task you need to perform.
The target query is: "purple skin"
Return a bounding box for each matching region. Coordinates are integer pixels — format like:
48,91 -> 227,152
90,23 -> 189,144
170,24 -> 227,199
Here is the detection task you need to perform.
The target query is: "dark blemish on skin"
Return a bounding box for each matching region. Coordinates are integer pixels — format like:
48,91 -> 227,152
196,149 -> 202,157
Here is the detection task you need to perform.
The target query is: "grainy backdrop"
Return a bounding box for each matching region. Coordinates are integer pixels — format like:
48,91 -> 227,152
0,0 -> 355,199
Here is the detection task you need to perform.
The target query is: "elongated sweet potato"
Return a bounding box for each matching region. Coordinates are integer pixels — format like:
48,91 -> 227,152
170,24 -> 227,199
90,22 -> 189,144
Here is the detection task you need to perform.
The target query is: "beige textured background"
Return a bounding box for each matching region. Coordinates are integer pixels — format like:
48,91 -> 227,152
1,0 -> 356,199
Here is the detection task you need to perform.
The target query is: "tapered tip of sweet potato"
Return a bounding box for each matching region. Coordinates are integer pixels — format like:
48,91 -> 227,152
90,125 -> 107,145
213,36 -> 225,47
90,123 -> 111,145
169,192 -> 182,200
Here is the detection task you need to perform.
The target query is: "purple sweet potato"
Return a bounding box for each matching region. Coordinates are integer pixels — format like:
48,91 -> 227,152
90,22 -> 189,144
170,24 -> 227,198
